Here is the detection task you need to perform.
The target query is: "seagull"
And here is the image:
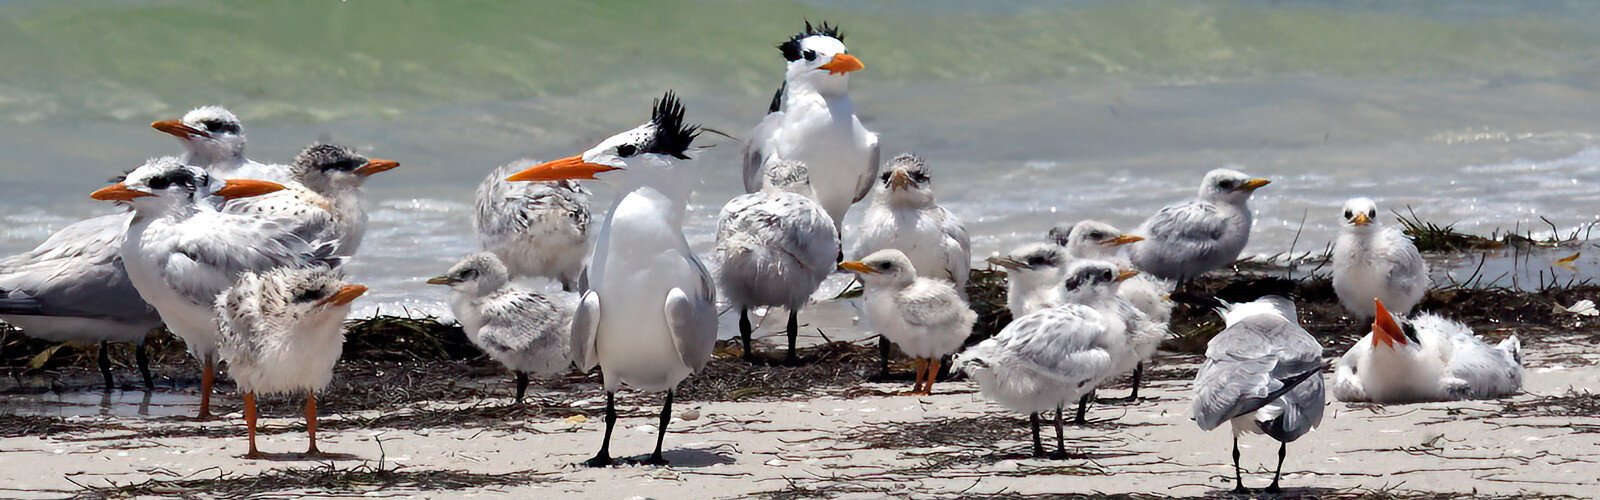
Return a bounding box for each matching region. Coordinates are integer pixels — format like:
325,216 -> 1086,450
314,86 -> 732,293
839,249 -> 975,395
742,21 -> 878,229
1331,299 -> 1522,403
1191,279 -> 1324,494
222,143 -> 399,257
217,266 -> 365,458
1331,198 -> 1429,319
985,242 -> 1069,316
1053,219 -> 1173,399
151,106 -> 287,181
1129,169 -> 1270,283
1,212 -> 163,391
474,160 -> 593,292
504,91 -> 717,467
429,253 -> 574,403
955,260 -> 1140,459
715,159 -> 839,362
98,157 -> 324,420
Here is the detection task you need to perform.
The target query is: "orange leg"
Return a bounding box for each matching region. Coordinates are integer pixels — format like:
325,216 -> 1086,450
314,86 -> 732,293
304,393 -> 323,456
198,354 -> 215,421
243,392 -> 262,459
925,358 -> 942,396
909,358 -> 927,394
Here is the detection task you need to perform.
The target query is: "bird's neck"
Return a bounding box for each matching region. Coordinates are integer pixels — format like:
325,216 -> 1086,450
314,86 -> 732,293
784,78 -> 853,111
185,147 -> 246,173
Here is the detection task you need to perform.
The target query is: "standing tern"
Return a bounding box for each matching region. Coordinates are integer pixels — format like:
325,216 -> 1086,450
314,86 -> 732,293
840,249 -> 975,395
715,159 -> 839,362
1053,220 -> 1172,399
1331,299 -> 1522,403
505,91 -> 717,467
429,253 -> 574,403
217,266 -> 366,458
151,106 -> 287,181
955,260 -> 1140,458
1191,279 -> 1324,494
985,242 -> 1069,316
742,21 -> 878,229
475,160 -> 593,292
1129,169 -> 1269,283
1331,198 -> 1429,319
224,143 -> 399,257
97,158 -> 320,420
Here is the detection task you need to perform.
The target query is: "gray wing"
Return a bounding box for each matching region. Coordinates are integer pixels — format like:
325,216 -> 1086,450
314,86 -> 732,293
1191,315 -> 1325,432
475,161 -> 592,249
852,136 -> 881,203
157,214 -> 318,308
1143,202 -> 1228,244
0,213 -> 158,323
741,111 -> 785,193
897,282 -> 973,330
936,207 -> 971,287
477,290 -> 573,375
571,290 -> 600,371
664,254 -> 719,372
1002,306 -> 1115,387
1384,229 -> 1430,297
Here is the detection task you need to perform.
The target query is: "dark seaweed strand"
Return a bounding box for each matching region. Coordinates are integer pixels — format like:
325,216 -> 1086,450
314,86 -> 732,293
645,91 -> 701,160
777,21 -> 845,61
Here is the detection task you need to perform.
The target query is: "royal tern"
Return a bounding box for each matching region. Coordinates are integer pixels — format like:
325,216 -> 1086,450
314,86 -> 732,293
475,160 -> 593,292
1331,198 -> 1429,319
1331,299 -> 1522,403
285,143 -> 400,256
217,266 -> 365,458
1053,220 -> 1173,399
1,212 -> 162,391
840,249 -> 975,395
955,260 -> 1140,458
715,159 -> 839,362
985,243 -> 1069,316
1129,169 -> 1269,282
151,106 -> 286,181
429,253 -> 574,403
742,21 -> 878,229
99,158 -> 321,420
1191,279 -> 1324,494
505,91 -> 717,467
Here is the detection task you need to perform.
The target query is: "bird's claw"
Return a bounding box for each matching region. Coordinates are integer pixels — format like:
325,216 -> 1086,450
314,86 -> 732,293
581,454 -> 614,468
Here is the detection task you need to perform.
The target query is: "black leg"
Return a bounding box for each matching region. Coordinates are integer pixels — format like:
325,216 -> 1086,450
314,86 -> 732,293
1029,412 -> 1044,457
97,341 -> 114,391
1050,405 -> 1069,459
785,308 -> 799,363
514,372 -> 529,404
1074,393 -> 1091,425
1266,442 -> 1286,493
1129,362 -> 1144,400
582,391 -> 616,467
642,390 -> 673,466
1232,435 -> 1248,494
877,336 -> 892,378
739,307 -> 754,362
136,343 -> 153,392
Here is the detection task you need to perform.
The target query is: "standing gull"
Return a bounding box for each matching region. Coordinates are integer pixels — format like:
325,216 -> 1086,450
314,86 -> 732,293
218,267 -> 366,458
716,159 -> 839,362
1331,299 -> 1521,403
985,243 -> 1069,316
743,21 -> 878,229
1331,198 -> 1429,319
839,249 -> 975,395
1053,219 -> 1172,399
475,160 -> 592,292
1129,169 -> 1269,282
1191,279 -> 1325,494
151,106 -> 286,181
505,92 -> 717,467
429,253 -> 574,403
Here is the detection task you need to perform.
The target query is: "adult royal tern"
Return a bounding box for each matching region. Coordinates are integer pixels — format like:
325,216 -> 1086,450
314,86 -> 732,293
1129,169 -> 1269,282
475,160 -> 592,292
1331,198 -> 1429,319
715,159 -> 839,362
742,21 -> 878,229
1331,299 -> 1521,403
985,242 -> 1069,316
151,106 -> 286,181
840,249 -> 975,395
430,253 -> 574,403
505,91 -> 717,467
217,266 -> 365,458
1053,220 -> 1172,399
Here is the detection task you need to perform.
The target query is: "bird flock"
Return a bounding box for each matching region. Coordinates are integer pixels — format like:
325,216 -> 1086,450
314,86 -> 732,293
0,20 -> 1531,493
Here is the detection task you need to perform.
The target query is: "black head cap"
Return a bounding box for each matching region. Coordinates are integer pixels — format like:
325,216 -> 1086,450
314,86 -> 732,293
644,91 -> 700,160
778,21 -> 845,62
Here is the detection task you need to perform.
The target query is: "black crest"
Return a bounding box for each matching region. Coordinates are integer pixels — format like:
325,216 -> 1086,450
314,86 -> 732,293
294,142 -> 366,172
777,21 -> 845,62
644,91 -> 700,159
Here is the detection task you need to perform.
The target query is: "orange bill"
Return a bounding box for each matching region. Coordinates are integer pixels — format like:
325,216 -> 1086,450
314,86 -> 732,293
1109,235 -> 1145,246
90,183 -> 153,202
1352,212 -> 1372,226
1115,269 -> 1140,282
838,261 -> 876,274
151,119 -> 209,139
819,53 -> 865,75
213,179 -> 287,200
506,155 -> 620,182
1372,299 -> 1407,347
888,169 -> 913,190
318,284 -> 369,307
354,159 -> 400,177
1240,178 -> 1271,191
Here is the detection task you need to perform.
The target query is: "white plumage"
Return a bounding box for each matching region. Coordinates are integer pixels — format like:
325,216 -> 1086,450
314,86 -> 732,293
985,243 -> 1069,316
152,105 -> 288,182
1130,169 -> 1269,282
1331,198 -> 1429,319
474,160 -> 592,291
432,253 -> 574,402
853,154 -> 971,292
1331,300 -> 1522,403
221,143 -> 397,258
1054,219 -> 1174,323
842,249 -> 975,395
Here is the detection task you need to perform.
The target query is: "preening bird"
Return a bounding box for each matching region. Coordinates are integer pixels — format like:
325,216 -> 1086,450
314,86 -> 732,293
1331,198 -> 1429,319
1191,280 -> 1324,494
429,253 -> 574,403
840,249 -> 975,396
742,21 -> 878,229
475,160 -> 593,292
1331,299 -> 1522,403
715,159 -> 839,362
985,242 -> 1069,316
504,91 -> 717,467
955,260 -> 1142,459
151,106 -> 286,181
217,267 -> 366,458
1053,219 -> 1172,399
1130,169 -> 1269,282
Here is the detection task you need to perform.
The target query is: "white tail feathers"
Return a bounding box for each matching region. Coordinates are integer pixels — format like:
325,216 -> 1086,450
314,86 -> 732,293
1497,335 -> 1523,365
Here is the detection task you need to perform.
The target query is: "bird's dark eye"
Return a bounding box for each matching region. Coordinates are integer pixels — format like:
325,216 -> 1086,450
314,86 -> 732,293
803,50 -> 818,62
1368,210 -> 1377,218
1027,256 -> 1045,266
1344,210 -> 1353,219
457,269 -> 479,281
200,120 -> 239,134
293,287 -> 328,303
1088,232 -> 1105,240
147,177 -> 171,190
1218,180 -> 1235,189
616,144 -> 637,157
877,262 -> 892,270
1101,270 -> 1114,281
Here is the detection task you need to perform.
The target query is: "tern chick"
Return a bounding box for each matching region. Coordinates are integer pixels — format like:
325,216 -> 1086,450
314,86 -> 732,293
854,154 -> 971,290
430,253 -> 574,403
1053,219 -> 1172,399
475,160 -> 593,292
1331,299 -> 1521,403
1331,198 -> 1428,319
1130,169 -> 1269,282
150,105 -> 286,182
985,243 -> 1069,316
840,249 -> 976,396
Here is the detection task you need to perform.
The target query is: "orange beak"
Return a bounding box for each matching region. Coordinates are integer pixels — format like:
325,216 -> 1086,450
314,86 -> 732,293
1351,212 -> 1372,226
1239,178 -> 1271,192
353,158 -> 400,177
819,53 -> 865,75
1109,235 -> 1145,246
1371,299 -> 1407,348
213,179 -> 287,200
90,183 -> 154,202
837,261 -> 876,274
506,155 -> 620,182
1115,269 -> 1140,282
151,119 -> 209,139
317,284 -> 368,308
888,169 -> 913,190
